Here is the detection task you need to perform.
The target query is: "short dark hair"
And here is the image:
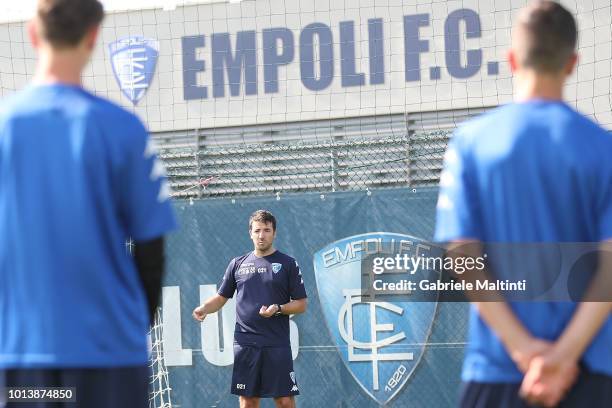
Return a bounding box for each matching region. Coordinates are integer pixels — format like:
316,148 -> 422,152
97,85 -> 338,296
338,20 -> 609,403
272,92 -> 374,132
37,0 -> 104,48
249,210 -> 276,232
514,0 -> 577,73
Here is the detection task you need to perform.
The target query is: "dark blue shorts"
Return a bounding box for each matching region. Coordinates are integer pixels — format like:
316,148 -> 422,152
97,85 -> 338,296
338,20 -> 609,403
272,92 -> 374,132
231,344 -> 299,398
0,366 -> 148,408
459,370 -> 612,408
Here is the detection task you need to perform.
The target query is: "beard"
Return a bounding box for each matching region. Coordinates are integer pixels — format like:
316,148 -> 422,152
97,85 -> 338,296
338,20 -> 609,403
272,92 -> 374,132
256,241 -> 273,252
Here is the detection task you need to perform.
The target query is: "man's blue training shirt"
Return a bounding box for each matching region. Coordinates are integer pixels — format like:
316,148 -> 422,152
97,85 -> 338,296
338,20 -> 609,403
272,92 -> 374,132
0,84 -> 177,368
434,100 -> 612,382
218,251 -> 307,347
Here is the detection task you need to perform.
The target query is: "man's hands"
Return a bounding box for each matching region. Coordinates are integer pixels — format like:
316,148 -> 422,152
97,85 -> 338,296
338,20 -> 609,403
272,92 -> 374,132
192,305 -> 207,322
259,299 -> 307,317
259,304 -> 280,318
192,294 -> 229,322
511,337 -> 553,374
512,338 -> 580,407
520,347 -> 580,407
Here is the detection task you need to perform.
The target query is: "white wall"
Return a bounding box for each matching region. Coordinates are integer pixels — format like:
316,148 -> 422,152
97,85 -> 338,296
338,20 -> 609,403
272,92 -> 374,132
0,0 -> 610,132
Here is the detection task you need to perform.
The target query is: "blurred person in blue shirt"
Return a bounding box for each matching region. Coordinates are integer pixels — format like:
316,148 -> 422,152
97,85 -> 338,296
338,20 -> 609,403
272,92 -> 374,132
435,1 -> 612,407
0,1 -> 176,407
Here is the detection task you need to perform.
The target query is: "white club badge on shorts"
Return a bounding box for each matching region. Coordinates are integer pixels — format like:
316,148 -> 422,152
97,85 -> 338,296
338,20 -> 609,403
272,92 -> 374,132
290,371 -> 299,392
272,263 -> 282,274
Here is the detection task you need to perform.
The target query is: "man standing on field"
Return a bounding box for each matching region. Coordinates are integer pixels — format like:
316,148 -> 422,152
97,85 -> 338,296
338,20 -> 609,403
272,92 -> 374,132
193,210 -> 307,408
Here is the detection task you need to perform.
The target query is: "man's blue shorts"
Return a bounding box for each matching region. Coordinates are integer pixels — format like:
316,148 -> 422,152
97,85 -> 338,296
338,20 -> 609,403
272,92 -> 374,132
231,344 -> 299,398
459,369 -> 612,408
0,366 -> 148,408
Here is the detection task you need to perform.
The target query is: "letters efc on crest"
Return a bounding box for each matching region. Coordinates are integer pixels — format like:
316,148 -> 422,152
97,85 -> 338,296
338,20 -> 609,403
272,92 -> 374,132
313,233 -> 438,405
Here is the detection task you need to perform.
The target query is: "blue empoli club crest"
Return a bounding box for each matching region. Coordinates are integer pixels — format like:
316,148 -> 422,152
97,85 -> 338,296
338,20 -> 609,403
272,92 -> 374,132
313,232 -> 438,405
109,37 -> 159,105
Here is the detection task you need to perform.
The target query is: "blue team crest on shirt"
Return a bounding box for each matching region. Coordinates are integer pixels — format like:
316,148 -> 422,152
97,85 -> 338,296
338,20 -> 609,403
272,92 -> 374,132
272,263 -> 282,274
313,232 -> 438,405
109,37 -> 159,105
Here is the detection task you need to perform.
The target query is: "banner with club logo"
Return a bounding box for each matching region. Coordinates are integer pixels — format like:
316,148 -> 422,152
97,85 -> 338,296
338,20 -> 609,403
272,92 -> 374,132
162,188 -> 467,407
313,232 -> 438,404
